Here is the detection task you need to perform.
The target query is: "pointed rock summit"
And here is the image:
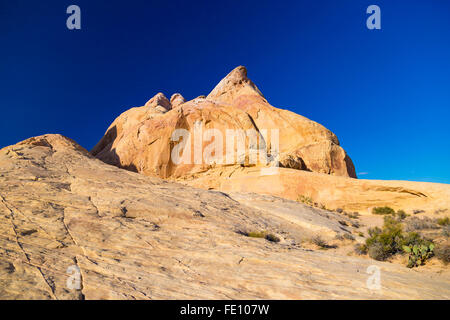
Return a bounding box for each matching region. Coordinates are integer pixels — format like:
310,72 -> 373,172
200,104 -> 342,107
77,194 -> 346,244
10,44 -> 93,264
170,93 -> 186,108
207,66 -> 265,104
145,92 -> 172,111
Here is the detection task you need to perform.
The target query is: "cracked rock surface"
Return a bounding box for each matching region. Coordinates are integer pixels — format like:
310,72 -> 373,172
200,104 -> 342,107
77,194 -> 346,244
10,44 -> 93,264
0,134 -> 448,299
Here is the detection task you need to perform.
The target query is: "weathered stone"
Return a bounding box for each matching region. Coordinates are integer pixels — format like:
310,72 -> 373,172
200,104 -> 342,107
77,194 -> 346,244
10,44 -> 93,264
1,134 -> 449,299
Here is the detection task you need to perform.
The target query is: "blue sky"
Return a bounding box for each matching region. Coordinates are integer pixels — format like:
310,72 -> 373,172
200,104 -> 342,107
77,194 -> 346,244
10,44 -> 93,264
1,0 -> 449,183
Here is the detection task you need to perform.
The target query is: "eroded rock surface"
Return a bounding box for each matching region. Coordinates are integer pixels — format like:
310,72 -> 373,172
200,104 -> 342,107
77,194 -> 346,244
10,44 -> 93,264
0,135 -> 449,299
91,66 -> 356,179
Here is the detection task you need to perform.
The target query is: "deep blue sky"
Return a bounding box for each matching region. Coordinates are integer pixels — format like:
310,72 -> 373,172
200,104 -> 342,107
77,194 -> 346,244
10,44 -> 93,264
1,0 -> 449,183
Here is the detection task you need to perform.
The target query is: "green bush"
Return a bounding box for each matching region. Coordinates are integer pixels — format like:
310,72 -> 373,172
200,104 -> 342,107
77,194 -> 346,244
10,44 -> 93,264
365,216 -> 434,266
396,210 -> 407,220
297,195 -> 313,206
366,216 -> 403,260
437,217 -> 450,226
245,231 -> 280,243
373,206 -> 396,215
354,243 -> 368,255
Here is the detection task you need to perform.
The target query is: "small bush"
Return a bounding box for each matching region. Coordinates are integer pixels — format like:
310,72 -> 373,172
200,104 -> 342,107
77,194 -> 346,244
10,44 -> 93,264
354,243 -> 368,255
311,235 -> 337,249
437,217 -> 450,226
396,210 -> 407,220
435,244 -> 450,264
365,216 -> 434,265
265,233 -> 281,243
373,206 -> 395,215
297,195 -> 313,206
247,231 -> 266,239
442,226 -> 450,237
343,233 -> 355,241
405,217 -> 439,232
245,231 -> 280,243
369,243 -> 389,261
312,235 -> 327,247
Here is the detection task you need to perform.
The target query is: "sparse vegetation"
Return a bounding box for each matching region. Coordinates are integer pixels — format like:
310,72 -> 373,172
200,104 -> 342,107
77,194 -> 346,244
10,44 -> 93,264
405,216 -> 440,232
413,209 -> 425,215
395,210 -> 407,220
434,244 -> 450,264
372,207 -> 408,221
437,217 -> 450,226
365,216 -> 434,266
373,206 -> 395,215
311,235 -> 337,249
297,195 -> 313,206
240,230 -> 281,243
402,243 -> 435,268
442,225 -> 450,237
354,243 -> 368,255
296,195 -> 331,211
346,212 -> 360,219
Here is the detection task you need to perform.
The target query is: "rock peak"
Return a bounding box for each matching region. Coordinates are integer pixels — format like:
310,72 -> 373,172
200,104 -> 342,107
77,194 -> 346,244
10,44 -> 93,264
206,66 -> 264,104
145,92 -> 172,111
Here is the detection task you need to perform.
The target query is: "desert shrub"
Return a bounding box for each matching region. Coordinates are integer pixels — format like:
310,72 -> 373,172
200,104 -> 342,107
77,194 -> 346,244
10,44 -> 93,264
343,233 -> 355,241
264,233 -> 281,243
437,217 -> 450,226
366,216 -> 433,264
413,209 -> 425,215
365,216 -> 404,260
373,206 -> 395,215
434,244 -> 450,264
442,226 -> 450,237
396,210 -> 407,220
405,217 -> 439,232
311,235 -> 337,249
354,243 -> 368,255
369,243 -> 389,261
247,231 -> 266,238
311,235 -> 327,247
244,231 -> 280,243
297,195 -> 313,206
351,221 -> 360,228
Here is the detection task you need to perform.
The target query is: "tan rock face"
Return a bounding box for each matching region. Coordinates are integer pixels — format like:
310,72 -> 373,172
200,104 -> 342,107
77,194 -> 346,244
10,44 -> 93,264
1,134 -> 449,299
91,66 -> 356,179
183,166 -> 450,214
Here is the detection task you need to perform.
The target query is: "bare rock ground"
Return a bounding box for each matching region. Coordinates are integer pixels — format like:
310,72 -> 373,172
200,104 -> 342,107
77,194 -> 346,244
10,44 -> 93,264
0,134 -> 448,299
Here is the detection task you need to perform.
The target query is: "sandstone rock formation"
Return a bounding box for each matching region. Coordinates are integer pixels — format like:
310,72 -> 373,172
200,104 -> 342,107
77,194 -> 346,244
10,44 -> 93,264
91,66 -> 356,179
184,166 -> 450,214
89,66 -> 450,214
1,134 -> 449,299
